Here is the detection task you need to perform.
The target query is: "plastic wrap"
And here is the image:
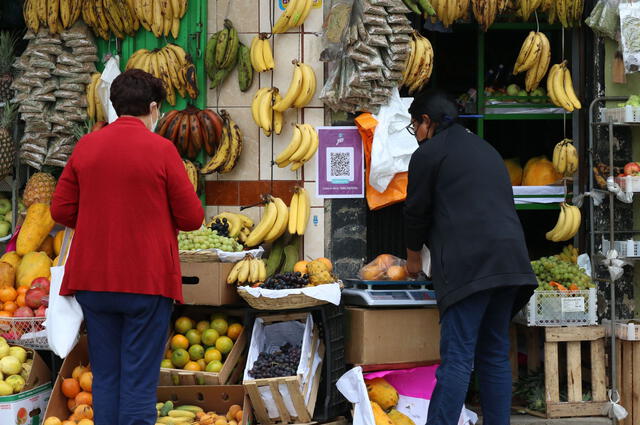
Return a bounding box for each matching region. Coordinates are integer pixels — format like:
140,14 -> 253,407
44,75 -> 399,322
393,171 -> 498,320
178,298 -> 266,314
358,254 -> 412,281
620,2 -> 640,72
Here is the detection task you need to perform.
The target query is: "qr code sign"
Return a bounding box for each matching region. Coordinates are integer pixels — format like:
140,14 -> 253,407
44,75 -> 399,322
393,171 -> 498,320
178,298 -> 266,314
326,147 -> 354,182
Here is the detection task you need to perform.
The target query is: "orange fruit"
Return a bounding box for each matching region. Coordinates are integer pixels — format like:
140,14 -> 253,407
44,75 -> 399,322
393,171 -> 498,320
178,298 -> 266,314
196,359 -> 207,370
293,261 -> 308,275
226,324 -> 243,341
0,287 -> 17,303
165,349 -> 172,360
67,398 -> 77,412
0,311 -> 12,317
16,286 -> 28,296
16,294 -> 26,307
387,265 -> 407,281
227,405 -> 242,421
375,254 -> 395,270
44,418 -> 62,425
3,301 -> 16,313
235,410 -> 243,422
61,378 -> 81,398
74,404 -> 93,420
170,334 -> 189,351
174,316 -> 194,334
215,336 -> 234,354
77,420 -> 94,425
75,391 -> 92,406
79,372 -> 92,392
62,421 -> 76,425
316,257 -> 333,272
72,365 -> 89,380
183,361 -> 202,371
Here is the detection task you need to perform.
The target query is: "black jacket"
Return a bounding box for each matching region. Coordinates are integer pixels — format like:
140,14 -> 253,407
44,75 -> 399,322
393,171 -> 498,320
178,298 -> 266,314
404,123 -> 537,315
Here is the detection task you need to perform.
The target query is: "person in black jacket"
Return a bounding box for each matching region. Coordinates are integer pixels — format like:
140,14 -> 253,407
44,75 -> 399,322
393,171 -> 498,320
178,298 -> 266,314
403,90 -> 537,425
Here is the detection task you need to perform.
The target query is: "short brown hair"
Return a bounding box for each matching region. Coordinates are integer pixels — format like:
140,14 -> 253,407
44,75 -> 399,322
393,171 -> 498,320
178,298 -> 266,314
110,69 -> 166,117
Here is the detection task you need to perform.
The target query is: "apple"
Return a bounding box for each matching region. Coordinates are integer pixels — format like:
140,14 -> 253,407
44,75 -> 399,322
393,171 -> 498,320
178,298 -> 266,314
507,84 -> 521,96
517,90 -> 528,103
13,307 -> 33,318
624,162 -> 640,176
34,306 -> 46,318
25,288 -> 46,309
30,278 -> 50,294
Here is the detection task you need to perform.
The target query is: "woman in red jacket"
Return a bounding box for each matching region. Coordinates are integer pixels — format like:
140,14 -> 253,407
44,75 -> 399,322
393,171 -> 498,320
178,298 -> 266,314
51,69 -> 204,425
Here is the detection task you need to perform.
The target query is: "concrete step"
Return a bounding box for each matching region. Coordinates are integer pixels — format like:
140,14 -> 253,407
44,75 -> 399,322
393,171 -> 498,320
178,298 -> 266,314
476,415 -> 612,425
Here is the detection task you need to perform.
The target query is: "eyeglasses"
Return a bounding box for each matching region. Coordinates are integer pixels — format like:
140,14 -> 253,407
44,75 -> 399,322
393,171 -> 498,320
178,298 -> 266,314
406,122 -> 417,136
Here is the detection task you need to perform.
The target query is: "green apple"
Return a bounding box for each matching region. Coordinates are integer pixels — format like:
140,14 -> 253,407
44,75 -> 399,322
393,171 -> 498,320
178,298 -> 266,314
507,84 -> 521,96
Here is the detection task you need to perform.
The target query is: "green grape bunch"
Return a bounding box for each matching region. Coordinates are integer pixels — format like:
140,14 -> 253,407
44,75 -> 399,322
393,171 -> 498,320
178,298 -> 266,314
178,228 -> 244,252
530,256 -> 595,291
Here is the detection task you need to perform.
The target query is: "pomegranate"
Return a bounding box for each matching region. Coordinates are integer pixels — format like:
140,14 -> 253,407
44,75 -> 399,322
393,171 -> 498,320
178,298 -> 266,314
624,162 -> 640,176
30,277 -> 50,294
25,288 -> 46,309
14,307 -> 34,318
34,306 -> 46,318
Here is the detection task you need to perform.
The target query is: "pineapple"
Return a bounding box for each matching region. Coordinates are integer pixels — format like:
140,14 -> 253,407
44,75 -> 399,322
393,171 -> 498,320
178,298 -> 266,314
23,173 -> 57,208
0,102 -> 15,180
0,32 -> 17,103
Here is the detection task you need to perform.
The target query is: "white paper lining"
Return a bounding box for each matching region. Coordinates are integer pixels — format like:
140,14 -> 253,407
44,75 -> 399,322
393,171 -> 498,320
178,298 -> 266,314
238,283 -> 341,305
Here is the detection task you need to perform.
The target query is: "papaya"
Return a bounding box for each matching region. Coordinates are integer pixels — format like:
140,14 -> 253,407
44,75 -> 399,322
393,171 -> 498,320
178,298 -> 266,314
16,252 -> 52,288
0,252 -> 21,269
370,402 -> 394,425
522,156 -> 562,186
504,158 -> 523,186
0,262 -> 15,288
388,410 -> 416,425
16,204 -> 55,256
38,235 -> 55,259
366,378 -> 399,410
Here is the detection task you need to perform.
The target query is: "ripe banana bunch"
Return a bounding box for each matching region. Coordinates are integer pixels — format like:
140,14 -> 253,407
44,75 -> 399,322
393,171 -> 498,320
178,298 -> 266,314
227,255 -> 267,286
273,61 -> 317,113
183,160 -> 199,192
207,212 -> 254,240
516,0 -> 544,21
547,61 -> 581,112
272,0 -> 314,33
513,31 -> 551,92
545,203 -> 581,242
80,0 -> 140,40
251,88 -> 284,137
86,73 -> 106,123
430,0 -> 468,27
201,110 -> 244,175
205,20 -> 252,91
245,196 -> 290,247
402,0 -> 436,17
471,0 -> 501,31
130,0 -> 188,38
547,0 -> 584,27
156,106 -> 223,161
401,32 -> 434,94
275,124 -> 319,171
126,44 -> 199,105
23,0 -> 83,34
288,187 -> 311,236
250,35 -> 275,73
552,139 -> 578,177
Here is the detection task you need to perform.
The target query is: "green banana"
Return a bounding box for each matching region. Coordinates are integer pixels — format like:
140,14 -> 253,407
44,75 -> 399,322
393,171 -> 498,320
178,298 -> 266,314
176,405 -> 204,414
266,236 -> 285,277
281,241 -> 299,273
160,401 -> 174,417
210,66 -> 233,89
418,0 -> 436,15
237,43 -> 253,92
215,25 -> 230,69
221,22 -> 239,70
402,0 -> 422,14
205,31 -> 220,80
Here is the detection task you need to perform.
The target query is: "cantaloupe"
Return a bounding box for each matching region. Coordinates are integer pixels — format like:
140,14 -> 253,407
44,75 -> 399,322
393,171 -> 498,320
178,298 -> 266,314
522,156 -> 562,186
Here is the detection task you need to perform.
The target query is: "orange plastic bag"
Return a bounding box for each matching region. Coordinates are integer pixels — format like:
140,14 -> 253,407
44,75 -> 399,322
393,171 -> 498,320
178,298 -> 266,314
355,113 -> 408,210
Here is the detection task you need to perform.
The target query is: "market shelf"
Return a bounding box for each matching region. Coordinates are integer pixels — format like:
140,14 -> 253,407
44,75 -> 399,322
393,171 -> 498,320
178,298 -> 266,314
513,185 -> 566,210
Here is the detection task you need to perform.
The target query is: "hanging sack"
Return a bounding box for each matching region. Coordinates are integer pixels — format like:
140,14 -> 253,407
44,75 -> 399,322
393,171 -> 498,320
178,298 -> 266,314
46,227 -> 83,358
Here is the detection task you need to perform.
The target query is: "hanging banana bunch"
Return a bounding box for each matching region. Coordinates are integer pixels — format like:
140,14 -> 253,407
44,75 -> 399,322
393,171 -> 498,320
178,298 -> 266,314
546,203 -> 581,242
201,110 -> 244,175
272,0 -> 315,33
401,32 -> 434,94
250,34 -> 275,73
552,139 -> 578,177
274,124 -> 319,172
512,31 -> 551,92
547,61 -> 581,112
156,106 -> 224,161
23,0 -> 84,34
131,0 -> 189,38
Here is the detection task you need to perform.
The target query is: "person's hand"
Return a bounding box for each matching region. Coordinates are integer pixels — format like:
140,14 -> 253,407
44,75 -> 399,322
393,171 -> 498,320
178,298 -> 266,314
406,255 -> 422,277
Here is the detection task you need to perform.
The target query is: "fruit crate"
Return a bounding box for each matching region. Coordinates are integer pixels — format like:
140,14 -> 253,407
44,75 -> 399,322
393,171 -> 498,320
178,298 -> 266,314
0,317 -> 48,350
600,105 -> 640,123
601,238 -> 640,258
243,313 -> 325,425
519,288 -> 597,327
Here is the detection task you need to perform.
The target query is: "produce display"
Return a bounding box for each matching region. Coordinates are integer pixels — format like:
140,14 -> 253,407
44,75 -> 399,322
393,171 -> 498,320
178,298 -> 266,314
366,377 -> 416,425
0,102 -> 16,181
132,0 -> 189,38
543,0 -> 585,26
320,1 -> 414,113
80,0 -> 138,40
156,106 -> 223,161
85,72 -> 106,123
513,31 -> 551,92
126,44 -> 198,105
274,124 -> 319,171
251,88 -> 283,137
22,0 -> 83,34
0,195 -> 19,238
44,363 -> 93,424
248,343 -> 301,378
551,138 -> 578,177
0,32 -> 17,103
261,272 -> 309,289
264,236 -> 301,278
205,20 -> 254,92
161,315 -> 243,373
12,25 -> 97,169
226,256 -> 267,286
0,339 -> 33,396
245,195 -> 289,247
530,255 -> 594,290
156,401 -> 243,425
288,187 -> 310,237
400,32 -> 433,95
200,110 -> 244,175
547,61 -> 581,112
401,0 -> 436,17
272,0 -> 315,33
359,254 -> 410,281
545,203 -> 581,242
249,35 -> 275,73
273,61 -> 317,112
178,228 -> 244,252
208,212 -> 254,241
521,156 -> 562,186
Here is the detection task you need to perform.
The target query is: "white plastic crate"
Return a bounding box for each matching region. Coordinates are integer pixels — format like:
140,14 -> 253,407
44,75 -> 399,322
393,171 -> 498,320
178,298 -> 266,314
519,288 -> 597,327
601,105 -> 640,123
602,238 -> 640,258
615,175 -> 640,193
0,317 -> 48,350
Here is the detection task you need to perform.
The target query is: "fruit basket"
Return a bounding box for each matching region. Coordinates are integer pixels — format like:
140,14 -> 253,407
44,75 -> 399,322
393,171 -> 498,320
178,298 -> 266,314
179,249 -> 221,263
518,288 -> 598,327
237,282 -> 342,311
0,317 -> 48,350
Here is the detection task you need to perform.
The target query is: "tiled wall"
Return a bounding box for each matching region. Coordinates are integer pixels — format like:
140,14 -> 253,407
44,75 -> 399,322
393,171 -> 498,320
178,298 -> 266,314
205,0 -> 326,260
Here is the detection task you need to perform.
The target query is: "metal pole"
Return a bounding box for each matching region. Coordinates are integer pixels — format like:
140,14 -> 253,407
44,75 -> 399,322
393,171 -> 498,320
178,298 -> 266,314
608,121 -> 617,419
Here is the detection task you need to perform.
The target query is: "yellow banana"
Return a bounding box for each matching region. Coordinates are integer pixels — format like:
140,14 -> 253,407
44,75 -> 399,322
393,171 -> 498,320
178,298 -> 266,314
273,91 -> 284,135
289,124 -> 311,162
250,36 -> 267,72
546,203 -> 568,241
553,63 -> 574,111
258,259 -> 267,282
563,66 -> 581,110
249,258 -> 260,283
262,38 -> 275,71
513,31 -> 537,74
276,125 -> 302,165
251,88 -> 270,129
288,191 -> 299,235
246,200 -> 278,247
273,0 -> 300,33
273,63 -> 303,112
258,88 -> 274,135
301,124 -> 319,162
296,188 -> 311,235
237,259 -> 251,283
293,63 -> 316,108
264,197 -> 289,242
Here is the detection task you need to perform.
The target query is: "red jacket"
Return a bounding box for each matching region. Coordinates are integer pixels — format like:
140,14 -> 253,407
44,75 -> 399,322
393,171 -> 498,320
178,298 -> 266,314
51,116 -> 204,302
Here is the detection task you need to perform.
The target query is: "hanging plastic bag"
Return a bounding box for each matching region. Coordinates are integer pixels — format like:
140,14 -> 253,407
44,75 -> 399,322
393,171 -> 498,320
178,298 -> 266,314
619,2 -> 640,73
355,112 -> 408,210
586,0 -> 619,40
320,0 -> 356,62
97,55 -> 121,123
46,228 -> 83,358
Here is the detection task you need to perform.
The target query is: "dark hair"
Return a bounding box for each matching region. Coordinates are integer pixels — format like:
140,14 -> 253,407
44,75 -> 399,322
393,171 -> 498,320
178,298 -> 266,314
110,69 -> 166,117
408,89 -> 459,125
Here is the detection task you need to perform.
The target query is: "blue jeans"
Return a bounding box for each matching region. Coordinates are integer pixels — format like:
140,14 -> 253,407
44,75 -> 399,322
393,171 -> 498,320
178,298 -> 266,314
427,287 -> 519,425
76,291 -> 173,425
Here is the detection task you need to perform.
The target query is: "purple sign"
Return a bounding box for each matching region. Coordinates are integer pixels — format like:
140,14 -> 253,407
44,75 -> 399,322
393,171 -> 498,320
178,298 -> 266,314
316,126 -> 364,199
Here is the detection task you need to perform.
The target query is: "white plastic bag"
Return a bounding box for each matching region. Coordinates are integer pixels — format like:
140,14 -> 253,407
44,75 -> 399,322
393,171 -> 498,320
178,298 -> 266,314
97,55 -> 121,123
619,2 -> 640,73
46,228 -> 83,358
369,88 -> 419,192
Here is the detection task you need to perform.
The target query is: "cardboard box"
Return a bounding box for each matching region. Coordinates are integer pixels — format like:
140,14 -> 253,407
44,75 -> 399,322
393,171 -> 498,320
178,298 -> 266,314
0,383 -> 52,425
181,261 -> 241,306
345,307 -> 441,365
157,386 -> 252,425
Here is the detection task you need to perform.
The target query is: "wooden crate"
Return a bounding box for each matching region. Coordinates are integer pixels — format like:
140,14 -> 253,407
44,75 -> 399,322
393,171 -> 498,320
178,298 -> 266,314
544,326 -> 608,418
509,324 -> 543,383
244,313 -> 325,425
616,339 -> 640,425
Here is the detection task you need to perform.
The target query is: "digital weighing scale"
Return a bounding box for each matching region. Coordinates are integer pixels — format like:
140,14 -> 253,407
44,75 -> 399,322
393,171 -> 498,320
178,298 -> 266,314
342,279 -> 437,307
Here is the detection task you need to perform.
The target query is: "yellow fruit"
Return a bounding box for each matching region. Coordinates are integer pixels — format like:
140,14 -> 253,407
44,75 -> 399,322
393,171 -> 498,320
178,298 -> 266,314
293,260 -> 309,275
184,361 -> 202,371
366,378 -> 399,410
316,258 -> 333,272
226,323 -> 243,341
16,252 -> 52,288
306,260 -> 328,275
0,262 -> 14,288
38,235 -> 55,258
388,409 -> 416,425
522,156 -> 562,186
53,231 -> 64,255
204,348 -> 222,363
371,402 -> 394,425
16,203 -> 55,256
215,336 -> 234,354
175,316 -> 195,334
44,418 -> 62,425
171,334 -> 190,350
0,252 -> 21,269
211,318 -> 228,336
504,158 -> 523,186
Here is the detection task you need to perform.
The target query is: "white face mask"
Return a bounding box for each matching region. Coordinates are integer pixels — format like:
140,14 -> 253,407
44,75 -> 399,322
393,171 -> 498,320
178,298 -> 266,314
149,102 -> 159,132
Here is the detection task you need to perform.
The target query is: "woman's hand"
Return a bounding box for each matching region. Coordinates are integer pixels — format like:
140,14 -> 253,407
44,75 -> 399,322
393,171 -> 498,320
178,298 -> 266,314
406,249 -> 423,277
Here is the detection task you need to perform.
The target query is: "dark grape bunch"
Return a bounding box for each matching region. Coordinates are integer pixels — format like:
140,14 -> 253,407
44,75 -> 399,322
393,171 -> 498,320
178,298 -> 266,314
210,218 -> 230,238
261,272 -> 309,289
248,343 -> 302,379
